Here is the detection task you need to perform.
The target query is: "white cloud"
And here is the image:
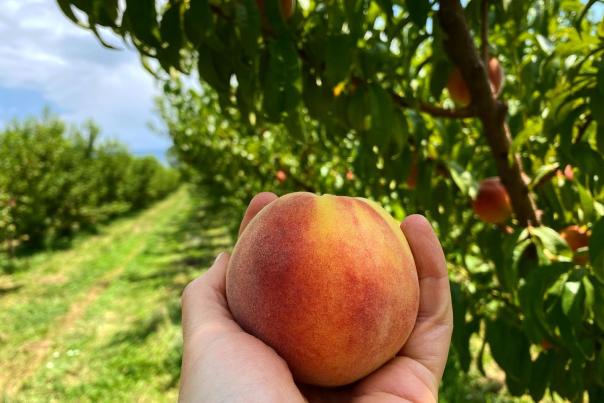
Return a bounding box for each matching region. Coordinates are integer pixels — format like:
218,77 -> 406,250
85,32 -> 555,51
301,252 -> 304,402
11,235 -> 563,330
0,0 -> 169,151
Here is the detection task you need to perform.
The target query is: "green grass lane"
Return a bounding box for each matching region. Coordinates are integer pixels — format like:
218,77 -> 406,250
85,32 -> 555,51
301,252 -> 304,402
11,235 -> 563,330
0,188 -> 233,401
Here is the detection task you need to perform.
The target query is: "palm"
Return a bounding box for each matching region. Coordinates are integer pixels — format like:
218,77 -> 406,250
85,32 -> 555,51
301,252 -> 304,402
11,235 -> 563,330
179,193 -> 452,403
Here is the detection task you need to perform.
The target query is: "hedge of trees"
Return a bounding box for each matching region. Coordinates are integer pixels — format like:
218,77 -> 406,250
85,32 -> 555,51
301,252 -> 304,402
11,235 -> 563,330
0,115 -> 179,259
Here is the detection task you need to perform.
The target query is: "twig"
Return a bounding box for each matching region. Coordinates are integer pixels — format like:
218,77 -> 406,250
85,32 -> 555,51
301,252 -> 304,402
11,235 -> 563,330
390,93 -> 476,118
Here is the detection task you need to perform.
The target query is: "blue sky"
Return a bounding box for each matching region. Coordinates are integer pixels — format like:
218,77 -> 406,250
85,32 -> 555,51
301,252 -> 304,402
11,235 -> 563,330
0,0 -> 170,156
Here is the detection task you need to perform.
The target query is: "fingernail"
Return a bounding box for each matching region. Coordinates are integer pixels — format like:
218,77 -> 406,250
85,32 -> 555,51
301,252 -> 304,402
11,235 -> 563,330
213,252 -> 224,265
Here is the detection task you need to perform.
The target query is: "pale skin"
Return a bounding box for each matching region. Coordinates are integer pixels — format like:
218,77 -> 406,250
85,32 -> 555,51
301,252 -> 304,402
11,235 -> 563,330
180,192 -> 453,403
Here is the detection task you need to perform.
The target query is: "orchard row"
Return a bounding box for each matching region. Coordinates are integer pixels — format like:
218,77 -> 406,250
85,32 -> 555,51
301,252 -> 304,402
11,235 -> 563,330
0,115 -> 179,261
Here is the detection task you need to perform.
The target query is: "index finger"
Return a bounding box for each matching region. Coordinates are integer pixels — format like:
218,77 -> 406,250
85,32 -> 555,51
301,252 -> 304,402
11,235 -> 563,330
238,192 -> 278,236
399,214 -> 453,380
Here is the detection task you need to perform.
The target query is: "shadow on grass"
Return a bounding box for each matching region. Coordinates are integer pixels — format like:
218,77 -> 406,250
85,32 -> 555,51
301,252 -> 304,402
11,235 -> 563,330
127,193 -> 235,285
106,190 -> 240,390
0,283 -> 23,296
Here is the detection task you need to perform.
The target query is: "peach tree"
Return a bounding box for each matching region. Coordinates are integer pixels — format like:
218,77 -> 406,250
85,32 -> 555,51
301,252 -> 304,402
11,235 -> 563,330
57,0 -> 604,400
0,116 -> 179,258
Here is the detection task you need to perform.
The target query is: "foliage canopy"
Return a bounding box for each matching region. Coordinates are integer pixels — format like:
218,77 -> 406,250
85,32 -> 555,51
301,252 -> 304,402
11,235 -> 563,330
57,0 -> 604,400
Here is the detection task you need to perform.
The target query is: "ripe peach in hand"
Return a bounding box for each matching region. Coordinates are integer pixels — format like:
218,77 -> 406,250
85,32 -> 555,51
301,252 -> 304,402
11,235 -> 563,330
226,192 -> 420,386
472,177 -> 512,224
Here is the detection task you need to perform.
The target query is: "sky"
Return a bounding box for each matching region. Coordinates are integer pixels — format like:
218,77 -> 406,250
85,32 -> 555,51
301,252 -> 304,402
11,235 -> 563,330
0,0 -> 170,157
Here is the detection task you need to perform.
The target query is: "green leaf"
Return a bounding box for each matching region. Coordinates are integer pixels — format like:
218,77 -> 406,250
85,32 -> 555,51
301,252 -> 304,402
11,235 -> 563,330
582,275 -> 595,317
159,0 -> 184,70
576,182 -> 594,222
518,262 -> 568,340
561,281 -> 581,316
344,0 -> 368,38
593,280 -> 604,332
197,50 -> 229,93
571,141 -> 604,175
575,0 -> 599,32
597,58 -> 604,95
529,226 -> 573,262
430,60 -> 451,99
406,0 -> 430,28
390,111 -> 409,153
57,0 -> 82,25
595,343 -> 604,387
346,86 -> 369,131
530,163 -> 559,188
262,38 -> 301,120
415,157 -> 434,207
374,0 -> 393,18
597,124 -> 604,154
557,105 -> 587,152
486,317 -> 531,395
590,217 -> 604,282
367,85 -> 394,151
92,0 -> 118,27
326,34 -> 353,85
447,161 -> 473,196
184,0 -> 212,46
263,0 -> 288,34
125,0 -> 161,48
529,352 -> 554,401
535,34 -> 554,55
236,0 -> 262,56
450,282 -> 473,371
391,145 -> 413,185
507,232 -> 530,290
590,89 -> 604,126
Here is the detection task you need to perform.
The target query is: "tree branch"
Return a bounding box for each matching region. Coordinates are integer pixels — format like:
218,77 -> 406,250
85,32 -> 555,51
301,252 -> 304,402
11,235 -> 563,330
390,93 -> 476,118
438,0 -> 540,226
481,0 -> 489,64
296,47 -> 476,120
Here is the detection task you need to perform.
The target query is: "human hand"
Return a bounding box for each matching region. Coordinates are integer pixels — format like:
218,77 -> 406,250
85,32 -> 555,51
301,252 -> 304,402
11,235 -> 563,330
179,192 -> 453,403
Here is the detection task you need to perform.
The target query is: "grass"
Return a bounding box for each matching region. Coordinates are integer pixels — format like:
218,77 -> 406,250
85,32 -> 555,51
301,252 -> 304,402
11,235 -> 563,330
0,187 -> 563,402
0,188 -> 232,401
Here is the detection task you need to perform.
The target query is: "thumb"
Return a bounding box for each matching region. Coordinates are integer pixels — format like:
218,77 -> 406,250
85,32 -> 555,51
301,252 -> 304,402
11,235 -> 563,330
181,252 -> 237,340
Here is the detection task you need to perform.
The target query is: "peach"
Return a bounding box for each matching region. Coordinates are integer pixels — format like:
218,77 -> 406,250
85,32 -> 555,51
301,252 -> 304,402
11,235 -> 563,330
446,68 -> 471,107
256,0 -> 295,20
275,169 -> 287,183
472,177 -> 512,224
540,339 -> 553,350
488,57 -> 504,96
226,192 -> 419,386
447,57 -> 504,106
560,225 -> 589,265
